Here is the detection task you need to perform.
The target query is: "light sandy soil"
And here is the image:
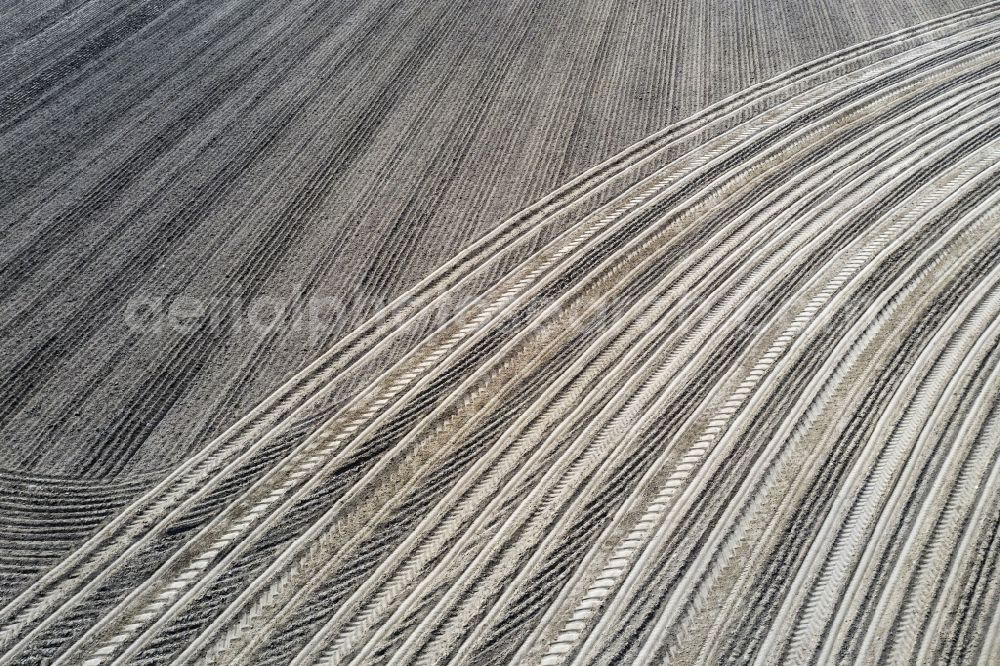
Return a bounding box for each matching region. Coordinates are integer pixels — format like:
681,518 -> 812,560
2,0 -> 1000,664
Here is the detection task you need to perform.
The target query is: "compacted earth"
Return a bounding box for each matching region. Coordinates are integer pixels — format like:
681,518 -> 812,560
1,0 -> 999,663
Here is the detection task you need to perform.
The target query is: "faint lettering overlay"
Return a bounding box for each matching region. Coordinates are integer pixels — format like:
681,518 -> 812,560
123,287 -> 772,343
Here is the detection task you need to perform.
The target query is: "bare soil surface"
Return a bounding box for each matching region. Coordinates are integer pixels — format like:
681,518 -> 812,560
2,1 -> 999,664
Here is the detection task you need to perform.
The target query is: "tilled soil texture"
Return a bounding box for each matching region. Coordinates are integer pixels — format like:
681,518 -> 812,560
0,0 -> 986,604
3,3 -> 1000,664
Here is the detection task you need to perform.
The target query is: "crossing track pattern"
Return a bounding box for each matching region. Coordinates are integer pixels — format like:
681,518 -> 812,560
5,3 -> 1000,665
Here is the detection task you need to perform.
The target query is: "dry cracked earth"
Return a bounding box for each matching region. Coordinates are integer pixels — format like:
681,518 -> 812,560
2,0 -> 1000,664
